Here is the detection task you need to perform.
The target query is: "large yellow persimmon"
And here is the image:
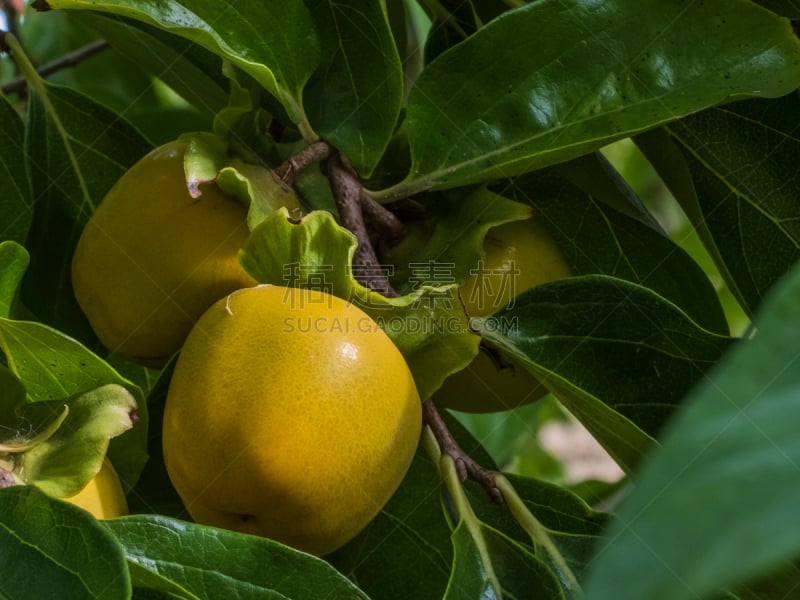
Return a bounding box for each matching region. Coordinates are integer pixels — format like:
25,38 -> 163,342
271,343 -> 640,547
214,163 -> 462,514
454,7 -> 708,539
435,216 -> 571,413
62,459 -> 128,519
163,285 -> 422,556
72,140 -> 299,367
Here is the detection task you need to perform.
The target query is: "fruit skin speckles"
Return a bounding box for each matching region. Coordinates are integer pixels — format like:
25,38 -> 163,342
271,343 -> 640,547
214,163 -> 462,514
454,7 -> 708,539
163,285 -> 422,556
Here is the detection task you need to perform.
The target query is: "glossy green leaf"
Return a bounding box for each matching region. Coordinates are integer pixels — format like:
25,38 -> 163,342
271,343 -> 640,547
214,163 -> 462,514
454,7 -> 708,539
499,158 -> 729,335
303,0 -> 404,175
330,448 -> 453,600
105,515 -> 370,600
0,95 -> 32,246
0,486 -> 130,599
240,209 -> 478,400
393,0 -> 800,193
0,241 -> 29,319
642,93 -> 800,318
0,316 -> 148,490
43,0 -> 321,129
477,276 -> 733,471
583,262 -> 800,600
22,82 -> 152,347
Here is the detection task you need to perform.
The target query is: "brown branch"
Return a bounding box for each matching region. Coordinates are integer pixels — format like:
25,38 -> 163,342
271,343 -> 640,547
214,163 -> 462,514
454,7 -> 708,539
360,193 -> 406,246
327,153 -> 398,297
273,141 -> 332,185
1,39 -> 110,96
423,399 -> 505,505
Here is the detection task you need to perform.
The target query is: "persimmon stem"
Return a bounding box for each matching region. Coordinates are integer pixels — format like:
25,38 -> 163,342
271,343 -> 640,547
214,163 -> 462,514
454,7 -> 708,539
422,399 -> 504,505
273,141 -> 333,185
360,193 -> 406,246
327,153 -> 399,297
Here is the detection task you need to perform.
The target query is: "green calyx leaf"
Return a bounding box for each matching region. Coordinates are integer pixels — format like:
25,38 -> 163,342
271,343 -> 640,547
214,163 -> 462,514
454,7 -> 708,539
0,382 -> 138,498
181,131 -> 303,229
240,209 -> 479,400
380,185 -> 533,295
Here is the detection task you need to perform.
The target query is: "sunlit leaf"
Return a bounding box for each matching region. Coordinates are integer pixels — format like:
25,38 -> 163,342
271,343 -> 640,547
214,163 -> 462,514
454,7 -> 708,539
105,515 -> 370,599
394,0 -> 800,193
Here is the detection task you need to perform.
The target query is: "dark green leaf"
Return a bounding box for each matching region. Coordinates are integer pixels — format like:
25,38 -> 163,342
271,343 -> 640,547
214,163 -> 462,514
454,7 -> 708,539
330,448 -> 453,600
303,0 -> 404,175
22,83 -> 152,347
731,561 -> 800,600
128,561 -> 200,600
127,358 -> 185,519
0,486 -> 130,600
446,522 -> 564,599
48,0 -> 321,129
0,95 -> 32,246
395,0 -> 800,193
478,276 -> 733,471
0,241 -> 29,320
751,0 -> 800,18
105,515 -> 370,600
583,262 -> 800,600
645,93 -> 800,318
499,158 -> 730,334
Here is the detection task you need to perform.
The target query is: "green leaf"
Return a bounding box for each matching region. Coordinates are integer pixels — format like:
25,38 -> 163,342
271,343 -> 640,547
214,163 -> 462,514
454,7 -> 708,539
105,515 -> 371,600
446,521 -> 564,599
303,0 -> 404,175
17,384 -> 138,498
0,241 -> 29,319
393,0 -> 800,193
0,317 -> 148,490
583,262 -> 800,599
127,561 -> 200,600
447,413 -> 607,581
752,0 -> 800,18
45,0 -> 321,130
0,94 -> 32,246
499,158 -> 730,335
330,448 -> 453,600
240,209 -> 478,400
642,93 -> 800,318
22,82 -> 152,347
0,486 -> 130,600
478,276 -> 733,471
